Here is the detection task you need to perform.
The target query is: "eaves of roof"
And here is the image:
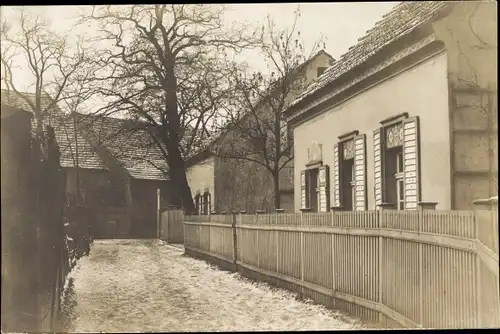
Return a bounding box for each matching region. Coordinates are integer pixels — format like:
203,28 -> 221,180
283,1 -> 454,120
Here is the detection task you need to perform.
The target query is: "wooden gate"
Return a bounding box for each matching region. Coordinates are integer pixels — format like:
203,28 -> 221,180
160,209 -> 184,243
92,206 -> 131,239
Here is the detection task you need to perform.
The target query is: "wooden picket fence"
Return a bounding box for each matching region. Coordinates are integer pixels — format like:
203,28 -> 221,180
160,209 -> 184,243
183,203 -> 499,329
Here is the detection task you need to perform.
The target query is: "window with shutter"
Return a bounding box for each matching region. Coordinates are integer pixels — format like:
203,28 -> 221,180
300,170 -> 312,209
373,128 -> 384,208
333,144 -> 341,207
300,170 -> 309,209
353,134 -> 367,211
318,165 -> 330,212
207,193 -> 212,215
402,116 -> 421,210
199,195 -> 204,215
335,131 -> 362,211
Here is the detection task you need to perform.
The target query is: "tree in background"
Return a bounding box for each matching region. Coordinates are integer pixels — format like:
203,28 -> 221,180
1,8 -> 87,136
79,5 -> 260,213
213,7 -> 328,210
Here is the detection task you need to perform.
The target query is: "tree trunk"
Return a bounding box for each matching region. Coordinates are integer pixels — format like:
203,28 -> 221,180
273,170 -> 281,210
164,138 -> 196,215
162,72 -> 196,215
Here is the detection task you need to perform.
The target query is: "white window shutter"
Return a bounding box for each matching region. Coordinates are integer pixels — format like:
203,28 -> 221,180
300,170 -> 308,209
199,195 -> 204,215
354,134 -> 367,211
403,116 -> 421,210
318,165 -> 330,212
333,143 -> 341,207
373,129 -> 383,208
208,193 -> 212,215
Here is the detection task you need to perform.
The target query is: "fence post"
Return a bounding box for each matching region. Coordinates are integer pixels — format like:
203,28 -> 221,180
377,204 -> 388,324
300,228 -> 304,282
275,209 -> 283,273
472,196 -> 499,328
232,212 -> 238,272
417,204 -> 424,327
330,207 -> 337,292
257,220 -> 260,269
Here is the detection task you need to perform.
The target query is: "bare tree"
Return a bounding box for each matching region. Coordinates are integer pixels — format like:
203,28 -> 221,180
1,8 -> 87,137
213,7 -> 327,210
57,61 -> 98,208
79,4 -> 259,214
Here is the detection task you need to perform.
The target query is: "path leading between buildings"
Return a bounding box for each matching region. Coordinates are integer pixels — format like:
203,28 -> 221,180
71,239 -> 366,332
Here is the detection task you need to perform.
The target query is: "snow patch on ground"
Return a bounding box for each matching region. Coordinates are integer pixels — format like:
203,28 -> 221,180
72,240 -> 367,332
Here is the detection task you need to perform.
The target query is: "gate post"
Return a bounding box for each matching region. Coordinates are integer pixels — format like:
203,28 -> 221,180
473,196 -> 499,328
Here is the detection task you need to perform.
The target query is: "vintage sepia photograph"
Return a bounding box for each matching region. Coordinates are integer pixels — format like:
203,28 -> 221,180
1,1 -> 498,332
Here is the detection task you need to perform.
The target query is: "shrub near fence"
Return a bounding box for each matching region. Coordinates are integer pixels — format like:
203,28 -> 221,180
183,201 -> 499,329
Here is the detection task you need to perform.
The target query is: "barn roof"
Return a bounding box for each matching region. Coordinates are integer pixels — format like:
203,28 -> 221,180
51,115 -> 108,170
1,89 -> 106,170
75,113 -> 169,180
0,89 -> 51,115
285,1 -> 452,113
1,89 -> 169,179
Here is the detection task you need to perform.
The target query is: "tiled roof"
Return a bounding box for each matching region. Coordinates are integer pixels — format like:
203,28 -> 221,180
1,89 -> 106,170
76,113 -> 169,180
0,89 -> 64,122
51,116 -> 108,170
287,1 -> 452,111
1,89 -> 169,179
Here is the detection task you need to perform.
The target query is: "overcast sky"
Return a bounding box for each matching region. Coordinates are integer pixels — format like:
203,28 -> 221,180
1,3 -> 397,104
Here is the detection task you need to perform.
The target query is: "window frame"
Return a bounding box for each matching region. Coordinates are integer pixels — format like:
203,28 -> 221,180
379,113 -> 409,205
337,130 -> 359,209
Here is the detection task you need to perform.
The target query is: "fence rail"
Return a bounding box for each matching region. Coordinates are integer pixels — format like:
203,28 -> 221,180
184,205 -> 499,329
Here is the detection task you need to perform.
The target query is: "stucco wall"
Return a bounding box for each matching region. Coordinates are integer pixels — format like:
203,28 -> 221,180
186,156 -> 215,205
293,53 -> 451,211
433,1 -> 498,208
433,1 -> 497,90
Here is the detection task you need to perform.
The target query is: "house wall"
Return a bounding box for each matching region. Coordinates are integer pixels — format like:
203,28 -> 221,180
214,157 -> 276,213
433,2 -> 498,209
64,168 -> 132,238
64,168 -> 119,206
293,53 -> 451,211
433,2 -> 497,90
208,53 -> 332,214
64,168 -> 172,238
186,156 -> 215,210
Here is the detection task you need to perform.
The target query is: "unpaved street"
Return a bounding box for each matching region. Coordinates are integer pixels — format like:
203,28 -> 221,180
71,240 -> 364,332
